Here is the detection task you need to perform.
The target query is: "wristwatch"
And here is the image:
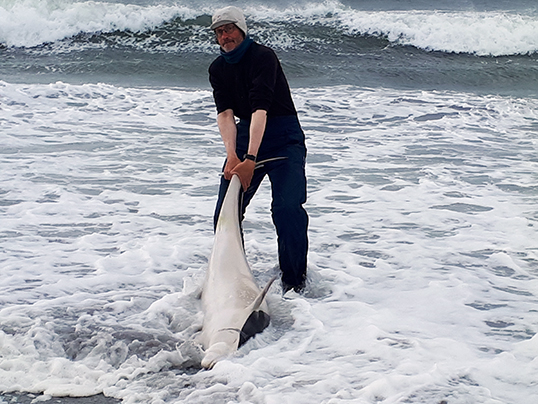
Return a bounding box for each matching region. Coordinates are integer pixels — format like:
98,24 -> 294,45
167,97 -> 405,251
244,154 -> 257,162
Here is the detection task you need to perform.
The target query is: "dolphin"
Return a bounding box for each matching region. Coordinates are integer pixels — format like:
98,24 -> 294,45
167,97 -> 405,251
200,173 -> 275,369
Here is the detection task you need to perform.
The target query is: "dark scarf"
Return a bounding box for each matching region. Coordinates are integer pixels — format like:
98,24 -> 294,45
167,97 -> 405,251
221,36 -> 254,64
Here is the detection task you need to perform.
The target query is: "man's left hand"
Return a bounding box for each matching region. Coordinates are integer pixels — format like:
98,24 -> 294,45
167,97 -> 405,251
231,159 -> 256,191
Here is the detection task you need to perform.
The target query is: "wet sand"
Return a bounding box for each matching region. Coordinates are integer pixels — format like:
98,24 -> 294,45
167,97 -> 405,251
0,393 -> 121,403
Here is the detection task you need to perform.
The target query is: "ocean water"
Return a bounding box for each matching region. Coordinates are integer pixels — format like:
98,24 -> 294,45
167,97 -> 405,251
1,1 -> 538,403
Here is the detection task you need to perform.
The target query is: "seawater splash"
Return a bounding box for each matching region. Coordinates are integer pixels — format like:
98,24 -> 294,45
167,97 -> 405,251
1,81 -> 537,403
250,2 -> 538,56
1,0 -> 537,56
338,9 -> 538,56
0,0 -> 201,47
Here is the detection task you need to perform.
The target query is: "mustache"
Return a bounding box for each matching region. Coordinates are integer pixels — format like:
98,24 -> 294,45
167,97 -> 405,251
215,37 -> 236,46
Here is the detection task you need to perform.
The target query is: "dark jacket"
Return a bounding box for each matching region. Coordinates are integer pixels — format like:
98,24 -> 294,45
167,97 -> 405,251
209,42 -> 297,120
209,42 -> 304,158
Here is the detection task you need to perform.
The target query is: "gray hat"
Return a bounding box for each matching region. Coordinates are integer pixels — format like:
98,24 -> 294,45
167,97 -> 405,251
210,6 -> 247,37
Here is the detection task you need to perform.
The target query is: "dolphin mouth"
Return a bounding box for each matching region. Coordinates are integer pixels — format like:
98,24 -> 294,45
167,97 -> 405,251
201,341 -> 232,369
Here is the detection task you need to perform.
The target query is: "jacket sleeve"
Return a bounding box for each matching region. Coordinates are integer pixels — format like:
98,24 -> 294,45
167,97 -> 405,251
248,47 -> 279,113
209,59 -> 233,114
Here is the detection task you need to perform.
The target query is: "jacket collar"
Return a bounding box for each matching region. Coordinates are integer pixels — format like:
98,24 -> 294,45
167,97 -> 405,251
220,36 -> 254,64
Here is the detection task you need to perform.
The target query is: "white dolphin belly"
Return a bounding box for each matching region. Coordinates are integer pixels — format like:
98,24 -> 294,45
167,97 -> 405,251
200,174 -> 273,369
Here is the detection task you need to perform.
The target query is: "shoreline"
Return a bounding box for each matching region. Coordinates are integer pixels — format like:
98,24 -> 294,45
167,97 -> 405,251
0,393 -> 121,404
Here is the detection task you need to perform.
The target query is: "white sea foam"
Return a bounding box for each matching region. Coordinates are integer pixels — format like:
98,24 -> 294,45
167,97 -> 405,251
1,0 -> 537,56
0,81 -> 537,403
338,9 -> 538,56
0,0 -> 198,47
252,1 -> 538,56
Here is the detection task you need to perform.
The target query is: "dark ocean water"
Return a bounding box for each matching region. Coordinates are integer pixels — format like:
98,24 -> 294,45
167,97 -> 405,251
1,0 -> 537,96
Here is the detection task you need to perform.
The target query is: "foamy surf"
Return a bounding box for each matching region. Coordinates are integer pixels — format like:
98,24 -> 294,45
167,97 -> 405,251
1,0 -> 537,56
1,81 -> 537,403
0,0 -> 199,47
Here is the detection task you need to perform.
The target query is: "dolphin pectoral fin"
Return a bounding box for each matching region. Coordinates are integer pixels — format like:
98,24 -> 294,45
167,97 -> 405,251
248,274 -> 278,312
235,276 -> 277,348
238,310 -> 271,347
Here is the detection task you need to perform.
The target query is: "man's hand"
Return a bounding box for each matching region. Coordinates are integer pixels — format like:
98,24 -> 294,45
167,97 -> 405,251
231,159 -> 256,191
223,154 -> 241,180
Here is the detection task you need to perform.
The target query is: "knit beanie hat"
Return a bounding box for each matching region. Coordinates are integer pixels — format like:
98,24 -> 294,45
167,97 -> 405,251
210,6 -> 248,37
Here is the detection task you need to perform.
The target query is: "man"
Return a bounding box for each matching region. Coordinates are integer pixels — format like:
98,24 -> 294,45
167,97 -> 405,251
208,6 -> 308,294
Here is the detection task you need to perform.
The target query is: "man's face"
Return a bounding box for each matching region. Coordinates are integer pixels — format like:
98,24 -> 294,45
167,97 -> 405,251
215,23 -> 244,52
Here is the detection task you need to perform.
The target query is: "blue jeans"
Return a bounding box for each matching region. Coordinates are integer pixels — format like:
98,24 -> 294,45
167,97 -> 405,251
214,118 -> 308,288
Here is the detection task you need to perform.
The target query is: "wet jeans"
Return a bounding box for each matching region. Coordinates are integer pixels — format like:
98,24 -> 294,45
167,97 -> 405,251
214,117 -> 309,288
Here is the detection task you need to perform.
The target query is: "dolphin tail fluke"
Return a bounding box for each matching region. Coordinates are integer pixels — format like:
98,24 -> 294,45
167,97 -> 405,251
254,156 -> 287,170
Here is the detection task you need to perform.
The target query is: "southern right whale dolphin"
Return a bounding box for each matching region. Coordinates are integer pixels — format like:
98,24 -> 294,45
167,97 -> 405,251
200,173 -> 275,369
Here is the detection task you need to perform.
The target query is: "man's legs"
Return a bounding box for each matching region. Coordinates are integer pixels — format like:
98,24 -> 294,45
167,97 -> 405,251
266,145 -> 309,290
213,145 -> 308,291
